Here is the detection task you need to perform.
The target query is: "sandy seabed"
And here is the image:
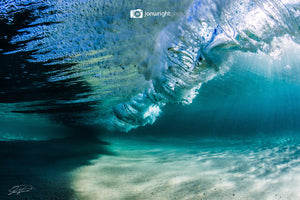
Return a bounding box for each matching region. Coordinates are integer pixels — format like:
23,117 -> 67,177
71,136 -> 300,200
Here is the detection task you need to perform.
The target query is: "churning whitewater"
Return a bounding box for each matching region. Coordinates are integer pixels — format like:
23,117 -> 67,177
0,0 -> 299,133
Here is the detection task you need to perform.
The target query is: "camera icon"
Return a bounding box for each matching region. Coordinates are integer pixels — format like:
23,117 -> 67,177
130,9 -> 143,18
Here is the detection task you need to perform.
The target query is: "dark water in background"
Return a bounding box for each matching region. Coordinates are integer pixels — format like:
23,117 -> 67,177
1,0 -> 300,199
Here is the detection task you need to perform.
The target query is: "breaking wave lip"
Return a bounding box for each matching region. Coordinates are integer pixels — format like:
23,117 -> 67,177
1,0 -> 300,133
106,0 -> 300,131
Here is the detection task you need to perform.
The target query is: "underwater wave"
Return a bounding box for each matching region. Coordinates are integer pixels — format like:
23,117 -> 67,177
0,0 -> 299,134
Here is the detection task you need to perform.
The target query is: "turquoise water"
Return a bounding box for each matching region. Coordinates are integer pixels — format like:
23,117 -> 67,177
1,0 -> 300,199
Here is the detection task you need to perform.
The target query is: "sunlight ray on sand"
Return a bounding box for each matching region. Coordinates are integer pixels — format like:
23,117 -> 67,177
71,136 -> 300,200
